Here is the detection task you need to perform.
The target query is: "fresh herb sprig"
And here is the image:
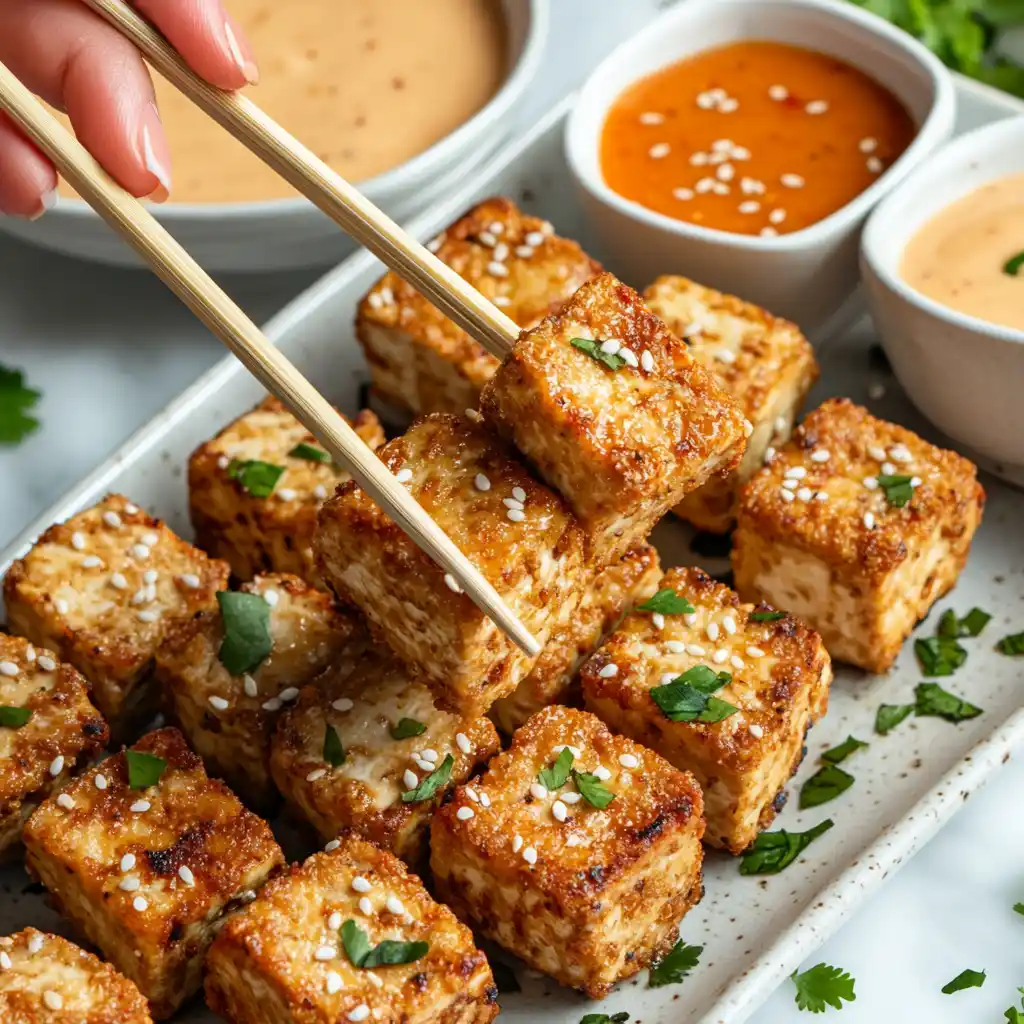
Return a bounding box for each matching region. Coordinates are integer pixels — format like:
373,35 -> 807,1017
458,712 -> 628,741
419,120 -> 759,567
739,820 -> 833,876
650,666 -> 738,724
126,750 -> 166,790
0,364 -> 41,445
942,968 -> 986,994
571,337 -> 626,371
647,940 -> 703,988
323,725 -> 345,766
217,591 -> 273,676
1005,251 -> 1024,277
402,754 -> 453,803
390,718 -> 426,740
636,588 -> 695,615
341,919 -> 428,968
0,706 -> 32,728
791,962 -> 857,1013
227,459 -> 285,498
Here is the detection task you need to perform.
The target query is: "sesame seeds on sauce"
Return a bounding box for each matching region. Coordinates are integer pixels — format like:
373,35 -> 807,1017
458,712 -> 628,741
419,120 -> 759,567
599,41 -> 914,237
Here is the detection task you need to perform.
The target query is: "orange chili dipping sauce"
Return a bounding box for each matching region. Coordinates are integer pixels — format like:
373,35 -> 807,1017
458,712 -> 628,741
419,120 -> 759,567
600,41 -> 916,238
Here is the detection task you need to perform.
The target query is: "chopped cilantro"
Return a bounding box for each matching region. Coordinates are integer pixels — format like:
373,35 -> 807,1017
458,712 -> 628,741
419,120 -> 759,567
573,770 -> 615,809
0,364 -> 41,445
938,607 -> 991,638
942,968 -> 986,994
289,442 -> 331,464
227,459 -> 285,498
571,337 -> 626,370
877,473 -> 916,508
750,610 -> 786,622
323,725 -> 345,766
390,718 -> 426,740
581,1014 -> 629,1024
650,666 -> 738,724
1007,989 -> 1024,1024
821,736 -> 868,764
647,940 -> 702,988
401,754 -> 453,803
791,962 -> 856,1013
915,682 -> 983,723
875,703 -> 914,736
0,705 -> 32,728
636,588 -> 695,615
538,747 -> 574,791
125,750 -> 166,790
1015,902 -> 1024,917
1004,251 -> 1024,277
799,765 -> 855,809
739,819 -> 834,876
341,919 -> 428,968
915,635 -> 967,676
998,632 -> 1024,656
217,591 -> 273,676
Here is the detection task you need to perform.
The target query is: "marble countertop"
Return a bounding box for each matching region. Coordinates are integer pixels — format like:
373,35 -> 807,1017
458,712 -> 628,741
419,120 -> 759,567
1,1 -> 1022,1019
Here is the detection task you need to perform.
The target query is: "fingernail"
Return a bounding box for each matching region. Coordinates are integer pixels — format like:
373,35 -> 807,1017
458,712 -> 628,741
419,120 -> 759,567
139,104 -> 171,203
224,20 -> 259,85
28,186 -> 58,221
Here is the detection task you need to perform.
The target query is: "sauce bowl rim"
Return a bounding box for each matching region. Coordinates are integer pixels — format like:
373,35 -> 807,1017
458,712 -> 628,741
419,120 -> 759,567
861,114 -> 1024,347
564,0 -> 955,254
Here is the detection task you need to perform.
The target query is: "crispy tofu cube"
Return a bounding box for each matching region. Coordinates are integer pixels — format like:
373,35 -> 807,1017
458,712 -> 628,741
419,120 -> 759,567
430,705 -> 704,997
206,836 -> 498,1024
0,635 -> 108,859
489,543 -> 662,735
0,928 -> 153,1023
155,573 -> 366,811
356,197 -> 602,417
3,495 -> 228,741
22,728 -> 284,1019
644,275 -> 820,533
581,567 -> 832,853
732,399 -> 985,673
315,413 -> 587,717
480,273 -> 748,564
189,397 -> 386,584
271,649 -> 500,866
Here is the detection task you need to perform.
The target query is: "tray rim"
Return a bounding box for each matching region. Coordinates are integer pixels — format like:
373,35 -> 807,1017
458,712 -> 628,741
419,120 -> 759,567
2,71 -> 1024,1024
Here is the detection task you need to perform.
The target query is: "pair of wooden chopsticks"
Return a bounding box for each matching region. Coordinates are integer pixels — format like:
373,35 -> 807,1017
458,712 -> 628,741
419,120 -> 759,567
0,0 -> 537,655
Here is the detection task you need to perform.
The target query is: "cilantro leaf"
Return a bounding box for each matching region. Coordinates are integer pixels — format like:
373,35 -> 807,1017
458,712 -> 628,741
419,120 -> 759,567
650,667 -> 738,724
799,765 -> 855,809
877,473 -> 916,507
125,750 -> 166,790
915,682 -> 983,723
574,770 -> 615,809
217,591 -> 273,676
739,819 -> 834,876
791,962 -> 856,1013
998,632 -> 1024,656
942,968 -> 986,994
538,747 -> 575,791
647,940 -> 702,988
876,703 -> 914,735
750,610 -> 786,622
580,1014 -> 629,1024
341,919 -> 428,969
0,364 -> 41,445
323,725 -> 345,766
227,459 -> 285,498
915,635 -> 967,676
571,337 -> 626,370
1005,251 -> 1024,277
402,754 -> 453,803
0,705 -> 32,729
289,442 -> 331,464
1007,988 -> 1024,1024
1015,902 -> 1024,917
636,588 -> 696,615
390,718 -> 426,740
938,607 -> 991,638
821,736 -> 869,764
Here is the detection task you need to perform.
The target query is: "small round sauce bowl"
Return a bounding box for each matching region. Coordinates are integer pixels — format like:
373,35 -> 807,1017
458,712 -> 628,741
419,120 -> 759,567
565,0 -> 955,335
861,115 -> 1024,484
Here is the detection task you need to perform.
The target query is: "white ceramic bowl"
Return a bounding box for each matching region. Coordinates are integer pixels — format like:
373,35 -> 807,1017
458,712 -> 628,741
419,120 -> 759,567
861,115 -> 1024,484
0,0 -> 547,272
565,0 -> 955,335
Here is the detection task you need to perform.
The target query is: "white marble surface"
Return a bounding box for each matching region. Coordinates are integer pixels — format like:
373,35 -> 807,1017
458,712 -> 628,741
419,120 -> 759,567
1,1 -> 1022,1020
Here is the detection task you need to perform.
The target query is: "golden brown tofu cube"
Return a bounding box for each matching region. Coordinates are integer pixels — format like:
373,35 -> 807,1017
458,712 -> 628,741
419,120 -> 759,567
206,836 -> 498,1024
0,635 -> 108,859
0,928 -> 153,1023
189,397 -> 386,583
430,706 -> 704,998
356,196 -> 602,417
581,567 -> 832,853
480,273 -> 748,564
315,413 -> 587,717
271,649 -> 499,867
3,495 -> 228,741
155,573 -> 366,811
644,275 -> 820,533
22,728 -> 284,1019
732,399 -> 985,674
489,543 -> 662,735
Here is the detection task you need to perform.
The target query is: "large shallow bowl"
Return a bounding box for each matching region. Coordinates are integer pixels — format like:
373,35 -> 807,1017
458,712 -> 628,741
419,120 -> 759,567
564,0 -> 955,335
0,0 -> 547,272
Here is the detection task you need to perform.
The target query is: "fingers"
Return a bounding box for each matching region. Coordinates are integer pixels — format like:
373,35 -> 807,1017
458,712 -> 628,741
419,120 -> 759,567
0,112 -> 57,218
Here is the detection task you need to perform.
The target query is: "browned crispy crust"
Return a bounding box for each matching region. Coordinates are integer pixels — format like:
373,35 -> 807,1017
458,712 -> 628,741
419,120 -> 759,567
189,397 -> 385,583
356,196 -> 602,417
480,272 -> 748,564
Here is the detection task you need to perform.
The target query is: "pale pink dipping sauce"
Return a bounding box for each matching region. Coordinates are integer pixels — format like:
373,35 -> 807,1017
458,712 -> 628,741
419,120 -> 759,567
900,172 -> 1024,332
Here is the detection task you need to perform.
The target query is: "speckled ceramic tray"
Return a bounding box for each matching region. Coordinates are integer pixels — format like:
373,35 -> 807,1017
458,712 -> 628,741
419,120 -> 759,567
2,78 -> 1023,1024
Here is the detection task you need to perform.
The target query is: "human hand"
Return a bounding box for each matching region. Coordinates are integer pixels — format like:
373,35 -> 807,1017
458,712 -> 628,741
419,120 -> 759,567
0,0 -> 258,218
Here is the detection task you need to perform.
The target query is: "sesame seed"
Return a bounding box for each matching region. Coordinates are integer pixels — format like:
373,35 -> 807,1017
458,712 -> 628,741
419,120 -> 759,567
120,853 -> 137,872
695,176 -> 715,193
279,687 -> 300,702
551,800 -> 569,823
749,724 -> 765,739
332,698 -> 354,712
110,572 -> 128,591
358,897 -> 373,916
810,449 -> 831,463
515,245 -> 535,259
529,782 -> 549,800
352,876 -> 371,893
713,649 -> 730,664
512,834 -> 523,853
0,952 -> 9,969
761,226 -> 779,239
815,491 -> 829,501
367,292 -> 384,309
243,675 -> 258,698
672,187 -> 694,201
324,840 -> 340,852
619,753 -> 640,769
277,488 -> 297,502
686,644 -> 706,657
764,447 -> 776,464
889,445 -> 913,463
478,230 -> 497,247
0,661 -> 18,677
769,208 -> 787,225
690,151 -> 709,167
487,261 -> 509,277
456,732 -> 472,754
119,876 -> 140,892
394,467 -> 413,485
71,531 -> 87,551
785,466 -> 807,480
466,787 -> 479,802
718,163 -> 736,183
444,573 -> 463,594
796,487 -> 813,502
511,486 -> 527,503
864,512 -> 876,530
652,612 -> 665,629
640,111 -> 665,125
780,488 -> 795,502
665,640 -> 686,654
474,473 -> 491,491
562,791 -> 583,805
741,177 -> 766,195
43,991 -> 64,1010
593,766 -> 612,782
327,911 -> 343,930
348,1005 -> 371,1021
881,461 -> 896,476
56,793 -> 75,810
599,339 -> 621,356
859,137 -> 878,153
732,145 -> 752,160
130,800 -> 151,813
178,865 -> 195,886
661,672 -> 677,685
131,544 -> 150,560
720,97 -> 739,113
805,99 -> 829,115
314,945 -> 336,961
696,91 -> 715,109
403,769 -> 419,789
723,615 -> 737,635
95,774 -> 108,790
386,896 -> 405,915
911,476 -> 922,487
489,221 -> 504,235
326,971 -> 343,994
137,610 -> 160,623
133,896 -> 148,912
525,231 -> 545,247
427,236 -> 443,253
598,663 -> 619,679
523,846 -> 538,865
493,242 -> 510,262
863,476 -> 879,490
738,200 -> 761,214
262,698 -> 282,712
49,756 -> 64,776
868,444 -> 888,461
28,935 -> 43,954
769,84 -> 789,100
705,622 -> 720,642
619,348 -> 640,368
313,484 -> 329,501
867,156 -> 883,173
649,143 -> 671,159
217,455 -> 230,470
179,573 -> 201,590
746,646 -> 765,658
781,173 -> 805,189
506,508 -> 525,523
207,695 -> 229,712
731,655 -> 745,670
414,757 -> 434,772
417,749 -> 436,764
456,806 -> 475,821
307,767 -> 328,783
103,511 -> 122,529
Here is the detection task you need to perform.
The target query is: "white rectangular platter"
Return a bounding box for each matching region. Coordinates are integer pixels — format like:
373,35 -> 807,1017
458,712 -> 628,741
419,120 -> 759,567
2,77 -> 1023,1024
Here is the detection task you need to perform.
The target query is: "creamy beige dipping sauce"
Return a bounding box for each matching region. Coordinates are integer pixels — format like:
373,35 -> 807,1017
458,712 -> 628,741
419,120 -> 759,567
901,172 -> 1024,332
59,0 -> 506,203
